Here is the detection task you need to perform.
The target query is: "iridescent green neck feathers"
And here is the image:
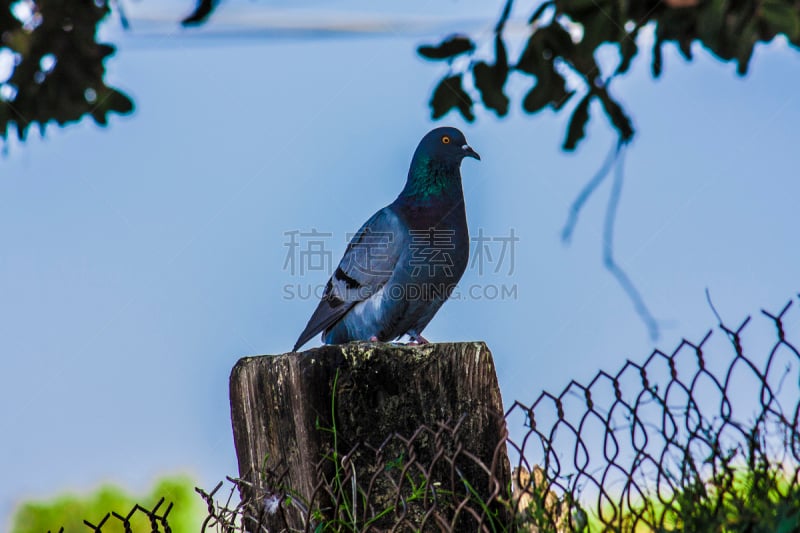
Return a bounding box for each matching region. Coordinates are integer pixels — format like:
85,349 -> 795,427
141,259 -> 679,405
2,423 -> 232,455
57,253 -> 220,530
398,155 -> 462,201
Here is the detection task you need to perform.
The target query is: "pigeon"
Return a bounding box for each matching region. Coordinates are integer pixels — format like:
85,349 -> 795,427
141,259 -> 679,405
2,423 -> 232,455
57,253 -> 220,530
293,127 -> 480,352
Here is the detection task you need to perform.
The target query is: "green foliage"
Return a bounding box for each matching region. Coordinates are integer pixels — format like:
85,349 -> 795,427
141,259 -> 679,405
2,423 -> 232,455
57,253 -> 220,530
9,0 -> 800,149
0,0 -> 133,142
10,475 -> 203,533
568,461 -> 800,532
418,0 -> 800,150
659,460 -> 800,532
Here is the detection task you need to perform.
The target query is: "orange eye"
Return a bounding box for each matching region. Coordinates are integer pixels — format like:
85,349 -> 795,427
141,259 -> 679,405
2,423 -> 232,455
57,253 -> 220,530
441,135 -> 451,144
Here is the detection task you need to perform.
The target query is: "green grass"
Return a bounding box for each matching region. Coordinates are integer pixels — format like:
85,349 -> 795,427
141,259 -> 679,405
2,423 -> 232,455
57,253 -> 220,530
563,461 -> 800,532
9,456 -> 799,532
10,475 -> 204,533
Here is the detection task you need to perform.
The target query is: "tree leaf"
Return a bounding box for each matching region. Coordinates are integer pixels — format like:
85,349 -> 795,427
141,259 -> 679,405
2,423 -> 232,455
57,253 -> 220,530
760,0 -> 800,41
652,38 -> 663,77
695,0 -> 726,45
556,0 -> 605,16
543,22 -> 577,58
517,33 -> 544,76
573,3 -> 620,53
563,93 -> 592,151
654,8 -> 698,64
735,19 -> 758,76
495,34 -> 509,79
517,25 -> 579,114
678,36 -> 693,60
105,88 -> 135,115
418,36 -> 476,61
522,64 -> 574,113
90,106 -> 108,126
616,28 -> 639,75
596,87 -> 634,141
473,62 -> 509,116
473,35 -> 510,117
181,0 -> 219,26
551,21 -> 599,76
517,24 -> 582,75
430,74 -> 475,122
523,80 -> 552,113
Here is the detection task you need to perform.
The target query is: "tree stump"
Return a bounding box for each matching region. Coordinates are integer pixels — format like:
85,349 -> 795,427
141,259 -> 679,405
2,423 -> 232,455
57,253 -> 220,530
229,341 -> 510,532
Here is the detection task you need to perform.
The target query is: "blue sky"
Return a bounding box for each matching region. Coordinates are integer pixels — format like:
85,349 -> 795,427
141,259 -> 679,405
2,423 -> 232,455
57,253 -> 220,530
1,0 -> 799,527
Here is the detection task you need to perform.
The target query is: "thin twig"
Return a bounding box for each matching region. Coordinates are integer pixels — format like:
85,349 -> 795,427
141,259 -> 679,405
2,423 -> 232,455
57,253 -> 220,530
602,141 -> 659,340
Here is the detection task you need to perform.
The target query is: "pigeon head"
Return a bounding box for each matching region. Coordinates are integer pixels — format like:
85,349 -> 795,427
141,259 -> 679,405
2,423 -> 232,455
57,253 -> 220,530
414,127 -> 480,164
400,127 -> 480,200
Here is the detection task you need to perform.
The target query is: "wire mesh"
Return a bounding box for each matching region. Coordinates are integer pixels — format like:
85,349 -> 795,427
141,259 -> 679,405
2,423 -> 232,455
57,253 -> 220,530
55,296 -> 800,532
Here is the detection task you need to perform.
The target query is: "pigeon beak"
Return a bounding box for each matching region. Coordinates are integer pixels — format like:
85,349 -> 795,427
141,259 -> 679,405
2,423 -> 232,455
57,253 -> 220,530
462,144 -> 481,161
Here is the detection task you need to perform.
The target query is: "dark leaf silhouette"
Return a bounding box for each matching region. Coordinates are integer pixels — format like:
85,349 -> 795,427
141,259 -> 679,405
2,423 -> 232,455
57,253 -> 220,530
418,35 -> 475,61
616,29 -> 639,75
563,93 -> 592,151
89,88 -> 135,126
652,37 -> 664,77
181,0 -> 219,26
573,3 -> 621,53
473,36 -> 509,117
2,0 -> 800,157
411,0 -> 800,150
735,20 -> 759,75
522,68 -> 574,113
596,88 -> 633,142
517,25 -> 577,114
761,0 -> 800,41
0,1 -> 133,142
17,0 -> 794,154
517,23 -> 576,76
473,62 -> 509,117
430,74 -> 474,122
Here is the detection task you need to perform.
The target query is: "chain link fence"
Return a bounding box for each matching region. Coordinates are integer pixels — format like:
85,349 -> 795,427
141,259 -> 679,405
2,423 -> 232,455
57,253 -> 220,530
50,297 -> 800,532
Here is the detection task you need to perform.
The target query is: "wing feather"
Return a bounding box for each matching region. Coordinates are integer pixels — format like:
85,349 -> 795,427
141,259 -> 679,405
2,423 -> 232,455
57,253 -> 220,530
293,207 -> 406,351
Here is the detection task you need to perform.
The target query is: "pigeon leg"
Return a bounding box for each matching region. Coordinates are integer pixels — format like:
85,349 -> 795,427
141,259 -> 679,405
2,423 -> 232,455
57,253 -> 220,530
369,336 -> 379,342
408,334 -> 429,345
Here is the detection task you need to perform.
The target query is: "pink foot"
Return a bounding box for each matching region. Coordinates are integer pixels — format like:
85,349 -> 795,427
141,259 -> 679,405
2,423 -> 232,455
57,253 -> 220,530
368,336 -> 379,342
408,334 -> 429,345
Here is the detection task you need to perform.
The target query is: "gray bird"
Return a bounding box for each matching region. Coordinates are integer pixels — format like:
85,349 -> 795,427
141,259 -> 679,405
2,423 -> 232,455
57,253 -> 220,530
293,127 -> 479,352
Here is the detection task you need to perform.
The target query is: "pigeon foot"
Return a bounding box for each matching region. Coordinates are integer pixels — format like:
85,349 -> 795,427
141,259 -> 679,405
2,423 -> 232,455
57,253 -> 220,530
408,334 -> 429,345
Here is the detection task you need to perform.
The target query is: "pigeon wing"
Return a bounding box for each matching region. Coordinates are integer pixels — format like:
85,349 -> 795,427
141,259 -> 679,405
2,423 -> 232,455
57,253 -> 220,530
293,207 -> 406,351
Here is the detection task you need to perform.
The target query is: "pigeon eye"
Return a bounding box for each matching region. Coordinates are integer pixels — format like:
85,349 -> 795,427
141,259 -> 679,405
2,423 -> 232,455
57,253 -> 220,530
441,135 -> 451,144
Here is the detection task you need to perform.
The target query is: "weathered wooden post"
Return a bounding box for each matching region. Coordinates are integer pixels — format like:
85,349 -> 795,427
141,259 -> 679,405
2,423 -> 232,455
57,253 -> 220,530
230,341 -> 510,531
